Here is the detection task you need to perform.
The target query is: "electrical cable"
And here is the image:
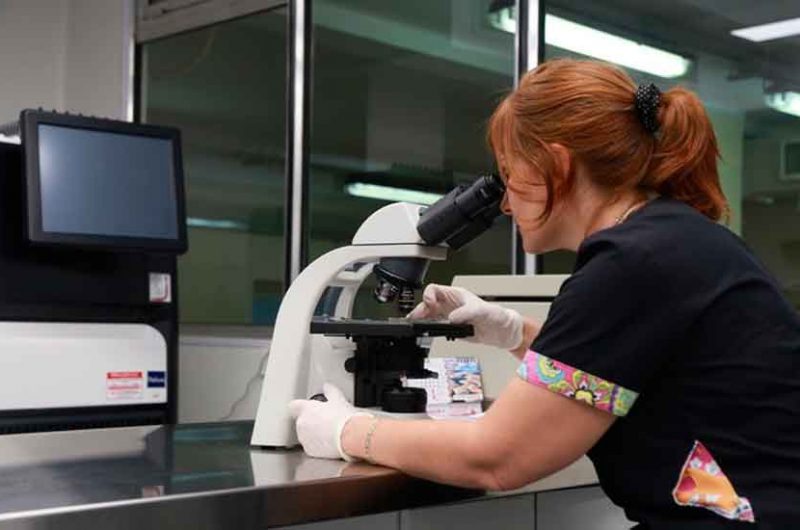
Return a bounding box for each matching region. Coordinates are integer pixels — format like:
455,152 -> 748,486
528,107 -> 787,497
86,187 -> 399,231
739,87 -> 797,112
150,26 -> 218,81
218,345 -> 270,421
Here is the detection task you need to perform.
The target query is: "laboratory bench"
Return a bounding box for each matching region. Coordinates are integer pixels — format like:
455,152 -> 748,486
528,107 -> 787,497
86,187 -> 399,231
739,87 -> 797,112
0,421 -> 628,530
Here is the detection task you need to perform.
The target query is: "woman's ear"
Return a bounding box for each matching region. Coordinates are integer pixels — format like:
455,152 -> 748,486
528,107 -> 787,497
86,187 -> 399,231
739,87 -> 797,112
548,143 -> 572,182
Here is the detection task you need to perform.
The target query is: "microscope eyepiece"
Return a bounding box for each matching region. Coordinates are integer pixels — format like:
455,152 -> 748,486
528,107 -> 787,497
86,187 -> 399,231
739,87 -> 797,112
417,173 -> 505,250
370,173 -> 505,311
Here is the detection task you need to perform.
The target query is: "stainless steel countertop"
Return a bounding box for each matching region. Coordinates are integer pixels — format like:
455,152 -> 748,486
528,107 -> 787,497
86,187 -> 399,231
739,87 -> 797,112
0,421 -> 481,529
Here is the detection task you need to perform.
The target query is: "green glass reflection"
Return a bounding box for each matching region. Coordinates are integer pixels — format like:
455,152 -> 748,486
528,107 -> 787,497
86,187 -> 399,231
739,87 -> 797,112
310,0 -> 517,318
141,9 -> 287,324
539,1 -> 800,305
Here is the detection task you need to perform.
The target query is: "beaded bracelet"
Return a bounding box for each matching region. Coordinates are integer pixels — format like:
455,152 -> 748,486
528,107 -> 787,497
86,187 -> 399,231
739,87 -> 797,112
364,417 -> 380,463
337,412 -> 372,462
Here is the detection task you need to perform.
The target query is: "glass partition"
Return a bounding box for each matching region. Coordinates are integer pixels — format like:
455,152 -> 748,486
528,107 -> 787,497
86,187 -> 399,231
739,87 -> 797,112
309,0 -> 517,317
141,8 -> 287,325
536,1 -> 800,311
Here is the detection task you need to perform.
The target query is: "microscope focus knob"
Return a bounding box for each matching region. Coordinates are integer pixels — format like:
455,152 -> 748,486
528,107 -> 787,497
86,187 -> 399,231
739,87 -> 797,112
381,387 -> 427,413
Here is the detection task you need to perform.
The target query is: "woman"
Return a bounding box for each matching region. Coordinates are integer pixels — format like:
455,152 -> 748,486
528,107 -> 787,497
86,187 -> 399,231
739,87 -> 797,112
288,60 -> 800,528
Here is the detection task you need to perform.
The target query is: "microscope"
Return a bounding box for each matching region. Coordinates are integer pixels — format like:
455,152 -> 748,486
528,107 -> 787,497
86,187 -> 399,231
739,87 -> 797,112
251,174 -> 505,448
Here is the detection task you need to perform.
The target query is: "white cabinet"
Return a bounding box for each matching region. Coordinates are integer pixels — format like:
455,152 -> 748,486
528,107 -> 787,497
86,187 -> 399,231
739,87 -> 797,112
537,487 -> 629,530
401,495 -> 536,530
278,512 -> 400,530
277,486 -> 628,530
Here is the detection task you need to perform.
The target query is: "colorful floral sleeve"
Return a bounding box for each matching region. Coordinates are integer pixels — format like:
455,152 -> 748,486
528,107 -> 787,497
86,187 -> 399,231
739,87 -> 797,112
517,350 -> 639,417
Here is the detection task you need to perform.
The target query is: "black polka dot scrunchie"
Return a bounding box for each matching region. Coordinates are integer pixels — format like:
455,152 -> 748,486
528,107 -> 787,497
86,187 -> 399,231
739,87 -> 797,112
635,83 -> 662,134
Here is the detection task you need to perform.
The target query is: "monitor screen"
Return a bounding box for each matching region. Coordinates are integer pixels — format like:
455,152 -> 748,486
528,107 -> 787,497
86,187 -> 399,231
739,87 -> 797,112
22,111 -> 187,252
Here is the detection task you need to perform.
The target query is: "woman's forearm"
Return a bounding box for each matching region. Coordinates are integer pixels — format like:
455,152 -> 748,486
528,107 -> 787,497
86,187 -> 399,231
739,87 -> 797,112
338,379 -> 613,494
341,416 -> 499,490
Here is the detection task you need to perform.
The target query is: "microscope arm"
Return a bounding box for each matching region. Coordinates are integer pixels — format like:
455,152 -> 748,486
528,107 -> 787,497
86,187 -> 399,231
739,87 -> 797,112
250,242 -> 446,448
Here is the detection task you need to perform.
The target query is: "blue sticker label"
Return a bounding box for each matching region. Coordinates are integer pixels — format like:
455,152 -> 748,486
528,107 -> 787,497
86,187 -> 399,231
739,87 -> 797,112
147,371 -> 166,388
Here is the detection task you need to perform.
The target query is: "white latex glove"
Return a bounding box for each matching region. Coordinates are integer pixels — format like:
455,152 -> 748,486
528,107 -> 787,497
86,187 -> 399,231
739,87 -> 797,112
407,284 -> 524,351
288,383 -> 372,461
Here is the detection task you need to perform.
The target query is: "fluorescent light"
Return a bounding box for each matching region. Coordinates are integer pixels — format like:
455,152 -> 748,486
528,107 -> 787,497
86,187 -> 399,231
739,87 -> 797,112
765,92 -> 800,118
345,183 -> 443,205
731,17 -> 800,42
187,217 -> 248,231
546,15 -> 690,78
488,9 -> 691,79
487,7 -> 516,34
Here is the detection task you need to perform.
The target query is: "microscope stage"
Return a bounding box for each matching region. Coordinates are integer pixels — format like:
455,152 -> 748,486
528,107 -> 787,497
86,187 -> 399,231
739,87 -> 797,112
310,317 -> 473,339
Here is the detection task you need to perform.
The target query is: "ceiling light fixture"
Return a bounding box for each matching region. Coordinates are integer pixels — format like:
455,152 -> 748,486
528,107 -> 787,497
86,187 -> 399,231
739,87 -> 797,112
487,5 -> 517,34
765,91 -> 800,118
187,217 -> 248,231
731,17 -> 800,43
345,183 -> 443,206
487,9 -> 691,79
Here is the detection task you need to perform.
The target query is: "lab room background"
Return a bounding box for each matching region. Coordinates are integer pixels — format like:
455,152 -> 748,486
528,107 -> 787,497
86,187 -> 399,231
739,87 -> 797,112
0,2 -> 797,528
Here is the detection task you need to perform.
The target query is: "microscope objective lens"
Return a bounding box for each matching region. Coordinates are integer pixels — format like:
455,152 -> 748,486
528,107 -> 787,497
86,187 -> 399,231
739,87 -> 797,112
398,287 -> 416,313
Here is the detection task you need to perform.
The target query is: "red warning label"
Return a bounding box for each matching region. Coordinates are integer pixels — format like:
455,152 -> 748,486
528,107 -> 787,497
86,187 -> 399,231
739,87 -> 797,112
107,371 -> 143,400
107,371 -> 143,379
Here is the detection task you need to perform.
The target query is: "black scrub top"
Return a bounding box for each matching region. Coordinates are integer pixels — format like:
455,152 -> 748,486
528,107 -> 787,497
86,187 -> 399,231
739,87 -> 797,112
517,197 -> 800,529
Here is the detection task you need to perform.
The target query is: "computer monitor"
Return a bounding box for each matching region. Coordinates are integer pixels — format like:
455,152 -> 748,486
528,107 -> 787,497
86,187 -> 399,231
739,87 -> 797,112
21,110 -> 187,253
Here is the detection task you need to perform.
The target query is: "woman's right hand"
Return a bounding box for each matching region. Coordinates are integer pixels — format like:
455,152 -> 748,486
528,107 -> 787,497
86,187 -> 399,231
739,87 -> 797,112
407,284 -> 525,351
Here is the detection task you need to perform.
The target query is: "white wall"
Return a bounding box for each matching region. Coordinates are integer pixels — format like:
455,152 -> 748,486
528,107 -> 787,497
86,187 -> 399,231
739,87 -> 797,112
63,0 -> 133,120
0,1 -> 69,123
0,0 -> 131,125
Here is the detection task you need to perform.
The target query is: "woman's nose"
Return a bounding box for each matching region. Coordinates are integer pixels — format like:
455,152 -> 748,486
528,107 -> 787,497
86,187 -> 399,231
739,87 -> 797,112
500,193 -> 512,216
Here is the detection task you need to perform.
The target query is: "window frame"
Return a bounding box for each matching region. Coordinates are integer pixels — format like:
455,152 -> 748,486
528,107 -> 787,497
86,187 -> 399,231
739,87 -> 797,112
135,0 -> 541,330
136,0 -> 287,43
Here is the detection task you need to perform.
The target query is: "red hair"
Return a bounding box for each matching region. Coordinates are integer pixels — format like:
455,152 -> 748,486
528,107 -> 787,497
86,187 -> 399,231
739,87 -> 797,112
488,59 -> 728,223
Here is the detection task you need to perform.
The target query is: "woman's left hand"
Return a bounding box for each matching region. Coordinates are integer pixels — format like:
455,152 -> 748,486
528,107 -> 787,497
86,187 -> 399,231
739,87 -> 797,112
288,383 -> 372,461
